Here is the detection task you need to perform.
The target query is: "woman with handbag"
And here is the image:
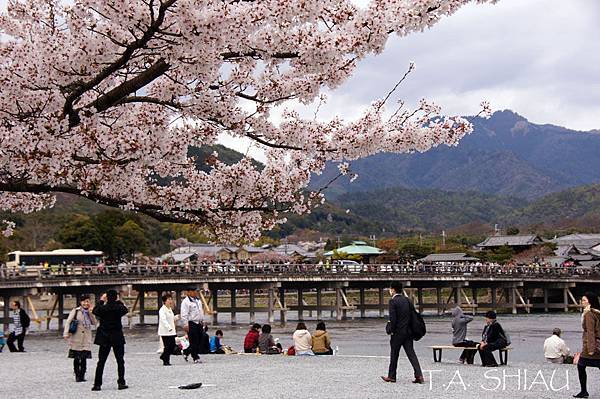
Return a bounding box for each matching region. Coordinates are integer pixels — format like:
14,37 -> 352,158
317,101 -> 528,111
63,295 -> 96,382
574,292 -> 600,399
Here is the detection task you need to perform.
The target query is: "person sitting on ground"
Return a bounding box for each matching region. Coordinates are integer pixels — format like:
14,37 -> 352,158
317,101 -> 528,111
312,321 -> 333,355
258,324 -> 282,354
293,322 -> 314,356
243,323 -> 261,353
544,327 -> 570,364
210,330 -> 225,354
451,306 -> 477,364
478,310 -> 508,367
199,324 -> 210,354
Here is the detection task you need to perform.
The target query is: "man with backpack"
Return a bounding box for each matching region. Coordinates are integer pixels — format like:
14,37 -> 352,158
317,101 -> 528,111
7,300 -> 30,352
382,282 -> 424,384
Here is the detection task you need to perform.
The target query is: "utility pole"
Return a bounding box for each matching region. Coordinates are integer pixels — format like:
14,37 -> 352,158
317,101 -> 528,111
441,230 -> 446,249
370,234 -> 376,247
336,236 -> 341,250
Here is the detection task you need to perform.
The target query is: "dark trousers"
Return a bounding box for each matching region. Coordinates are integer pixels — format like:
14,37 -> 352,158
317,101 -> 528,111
184,321 -> 202,361
160,335 -> 176,365
74,357 -> 87,380
454,340 -> 477,364
388,334 -> 422,380
94,344 -> 125,387
7,331 -> 26,352
577,357 -> 600,394
478,341 -> 504,366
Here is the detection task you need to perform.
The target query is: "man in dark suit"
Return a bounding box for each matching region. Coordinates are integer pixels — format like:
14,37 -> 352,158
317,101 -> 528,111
478,310 -> 507,367
382,282 -> 424,384
91,290 -> 129,391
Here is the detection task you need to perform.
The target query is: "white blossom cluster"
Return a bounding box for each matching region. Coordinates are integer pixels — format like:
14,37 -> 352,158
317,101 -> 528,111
0,0 -> 495,241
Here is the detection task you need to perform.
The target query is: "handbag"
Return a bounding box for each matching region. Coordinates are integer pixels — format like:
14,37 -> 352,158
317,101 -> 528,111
68,309 -> 79,334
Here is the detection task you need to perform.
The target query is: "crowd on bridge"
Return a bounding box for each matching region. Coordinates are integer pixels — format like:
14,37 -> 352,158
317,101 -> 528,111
1,258 -> 597,280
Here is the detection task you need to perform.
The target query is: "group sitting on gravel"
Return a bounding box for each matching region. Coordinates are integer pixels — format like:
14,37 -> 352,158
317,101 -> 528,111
240,321 -> 334,356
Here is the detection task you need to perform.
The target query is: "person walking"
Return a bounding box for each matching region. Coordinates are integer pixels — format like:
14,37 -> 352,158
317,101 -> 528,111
543,327 -> 570,364
451,306 -> 477,364
180,288 -> 204,363
6,300 -> 30,352
573,292 -> 600,398
91,290 -> 129,391
158,293 -> 179,366
478,311 -> 508,367
63,295 -> 96,382
312,321 -> 333,355
382,282 -> 424,384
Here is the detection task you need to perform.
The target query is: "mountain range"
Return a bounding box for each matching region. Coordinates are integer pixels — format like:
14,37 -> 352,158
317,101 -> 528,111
309,110 -> 600,200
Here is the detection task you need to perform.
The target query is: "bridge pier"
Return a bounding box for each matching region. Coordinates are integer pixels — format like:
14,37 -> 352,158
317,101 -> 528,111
359,288 -> 365,318
3,294 -> 9,331
417,288 -> 423,313
316,288 -> 322,319
139,290 -> 145,324
249,288 -> 256,324
268,287 -> 275,324
231,289 -> 237,325
335,287 -> 342,321
491,288 -> 497,311
175,290 -> 181,313
212,289 -> 219,325
436,288 -> 442,315
297,289 -> 304,321
279,288 -> 286,325
378,287 -> 385,318
57,292 -> 64,331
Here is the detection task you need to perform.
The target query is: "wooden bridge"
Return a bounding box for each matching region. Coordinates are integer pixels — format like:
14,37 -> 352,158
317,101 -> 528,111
1,263 -> 598,331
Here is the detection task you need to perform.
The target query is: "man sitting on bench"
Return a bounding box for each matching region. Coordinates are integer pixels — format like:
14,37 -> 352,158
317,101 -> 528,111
479,311 -> 508,367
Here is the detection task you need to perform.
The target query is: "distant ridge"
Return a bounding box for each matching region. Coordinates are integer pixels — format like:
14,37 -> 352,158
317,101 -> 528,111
309,110 -> 600,200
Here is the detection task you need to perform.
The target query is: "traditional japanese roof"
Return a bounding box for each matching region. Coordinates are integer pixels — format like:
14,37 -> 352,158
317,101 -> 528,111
477,234 -> 542,248
272,244 -> 316,259
551,234 -> 600,250
241,245 -> 265,253
418,253 -> 479,263
323,241 -> 385,257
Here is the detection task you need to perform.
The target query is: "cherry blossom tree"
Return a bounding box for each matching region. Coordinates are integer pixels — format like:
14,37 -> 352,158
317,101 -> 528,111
0,0 -> 493,241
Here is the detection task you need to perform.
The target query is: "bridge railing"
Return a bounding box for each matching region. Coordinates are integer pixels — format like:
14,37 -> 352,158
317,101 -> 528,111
0,262 -> 598,280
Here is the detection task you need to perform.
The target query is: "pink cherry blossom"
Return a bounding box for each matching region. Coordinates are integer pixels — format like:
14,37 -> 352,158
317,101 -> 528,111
0,0 -> 496,241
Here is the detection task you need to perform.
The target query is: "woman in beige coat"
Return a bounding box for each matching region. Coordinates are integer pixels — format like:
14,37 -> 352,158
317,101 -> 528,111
574,292 -> 600,398
63,295 -> 96,382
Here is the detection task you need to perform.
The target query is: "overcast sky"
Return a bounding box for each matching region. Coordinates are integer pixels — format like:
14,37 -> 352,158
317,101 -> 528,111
2,0 -> 598,158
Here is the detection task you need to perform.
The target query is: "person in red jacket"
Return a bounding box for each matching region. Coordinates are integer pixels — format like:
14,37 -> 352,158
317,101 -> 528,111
243,323 -> 261,353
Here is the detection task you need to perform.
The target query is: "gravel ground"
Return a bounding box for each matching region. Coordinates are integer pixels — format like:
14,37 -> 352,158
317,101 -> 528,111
0,313 -> 593,398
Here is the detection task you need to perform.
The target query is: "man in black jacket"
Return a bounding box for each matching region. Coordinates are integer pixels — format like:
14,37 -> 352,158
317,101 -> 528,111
91,290 -> 129,391
382,282 -> 424,384
478,310 -> 508,367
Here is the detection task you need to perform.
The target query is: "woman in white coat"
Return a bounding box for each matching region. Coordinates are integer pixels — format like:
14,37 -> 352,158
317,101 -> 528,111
158,293 -> 179,365
63,295 -> 96,382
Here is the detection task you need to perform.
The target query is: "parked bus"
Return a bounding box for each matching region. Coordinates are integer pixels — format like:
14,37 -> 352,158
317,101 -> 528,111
6,249 -> 104,276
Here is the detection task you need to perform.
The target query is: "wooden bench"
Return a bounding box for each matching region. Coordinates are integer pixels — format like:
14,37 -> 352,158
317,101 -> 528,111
428,345 -> 512,365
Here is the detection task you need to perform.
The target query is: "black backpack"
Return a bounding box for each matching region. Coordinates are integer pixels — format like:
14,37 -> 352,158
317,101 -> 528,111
20,310 -> 31,329
408,300 -> 426,341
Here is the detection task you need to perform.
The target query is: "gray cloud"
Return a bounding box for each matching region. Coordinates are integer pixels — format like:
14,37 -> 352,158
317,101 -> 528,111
319,0 -> 600,131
